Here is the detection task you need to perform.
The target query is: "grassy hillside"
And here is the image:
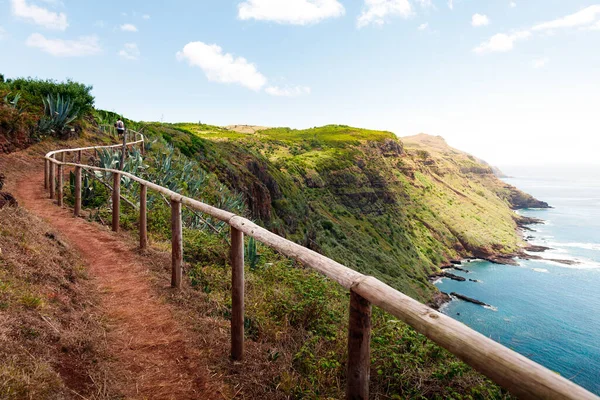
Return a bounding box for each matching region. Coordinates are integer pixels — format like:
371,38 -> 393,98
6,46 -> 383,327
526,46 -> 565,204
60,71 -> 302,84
61,126 -> 510,399
141,122 -> 544,303
0,205 -> 116,399
0,75 -> 532,397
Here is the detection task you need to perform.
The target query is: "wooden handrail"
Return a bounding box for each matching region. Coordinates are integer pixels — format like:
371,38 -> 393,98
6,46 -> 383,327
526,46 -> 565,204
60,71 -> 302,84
43,134 -> 600,400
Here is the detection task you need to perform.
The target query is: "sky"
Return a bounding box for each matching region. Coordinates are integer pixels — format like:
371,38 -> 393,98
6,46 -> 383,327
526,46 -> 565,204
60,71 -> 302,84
1,0 -> 599,167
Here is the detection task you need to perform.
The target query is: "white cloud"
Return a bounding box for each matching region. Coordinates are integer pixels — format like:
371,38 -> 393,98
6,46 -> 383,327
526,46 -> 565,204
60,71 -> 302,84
238,0 -> 344,25
473,30 -> 530,53
10,0 -> 68,30
587,20 -> 600,30
475,5 -> 600,55
471,13 -> 490,27
357,0 -> 412,28
510,2 -> 516,8
415,0 -> 433,8
142,14 -> 150,20
120,23 -> 138,32
418,22 -> 428,30
532,5 -> 600,31
177,41 -> 310,96
39,0 -> 64,6
119,42 -> 140,60
265,85 -> 311,97
448,0 -> 453,10
0,26 -> 6,40
26,33 -> 101,57
532,58 -> 548,69
177,42 -> 268,91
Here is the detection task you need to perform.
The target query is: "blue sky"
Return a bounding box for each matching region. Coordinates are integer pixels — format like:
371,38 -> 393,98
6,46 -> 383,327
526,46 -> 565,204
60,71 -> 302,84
1,0 -> 599,167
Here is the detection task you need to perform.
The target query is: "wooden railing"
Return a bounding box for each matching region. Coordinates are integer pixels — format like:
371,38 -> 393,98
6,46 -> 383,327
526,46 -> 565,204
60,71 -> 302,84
43,133 -> 600,400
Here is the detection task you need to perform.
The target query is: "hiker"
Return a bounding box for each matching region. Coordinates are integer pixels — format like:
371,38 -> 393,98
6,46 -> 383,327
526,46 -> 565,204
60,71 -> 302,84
115,118 -> 125,136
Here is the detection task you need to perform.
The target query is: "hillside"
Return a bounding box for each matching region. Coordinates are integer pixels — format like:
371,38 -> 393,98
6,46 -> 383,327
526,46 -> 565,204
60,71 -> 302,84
0,75 -> 543,397
0,204 -> 116,399
0,126 -> 512,399
140,122 -> 548,304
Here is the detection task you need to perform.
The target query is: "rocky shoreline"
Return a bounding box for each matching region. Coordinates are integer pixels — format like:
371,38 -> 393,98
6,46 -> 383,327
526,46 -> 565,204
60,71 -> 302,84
429,205 -> 573,310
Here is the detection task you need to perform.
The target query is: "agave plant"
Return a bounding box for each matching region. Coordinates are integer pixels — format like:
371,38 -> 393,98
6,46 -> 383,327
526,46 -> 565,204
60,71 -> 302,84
3,92 -> 23,112
38,94 -> 80,137
246,236 -> 260,270
94,147 -> 147,199
95,148 -> 121,181
69,171 -> 109,208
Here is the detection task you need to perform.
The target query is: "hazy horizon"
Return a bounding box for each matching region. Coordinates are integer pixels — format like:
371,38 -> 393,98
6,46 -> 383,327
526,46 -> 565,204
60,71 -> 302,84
1,0 -> 599,167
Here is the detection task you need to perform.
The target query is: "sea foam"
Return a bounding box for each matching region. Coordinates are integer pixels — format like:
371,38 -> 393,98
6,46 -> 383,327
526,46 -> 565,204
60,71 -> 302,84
550,242 -> 600,251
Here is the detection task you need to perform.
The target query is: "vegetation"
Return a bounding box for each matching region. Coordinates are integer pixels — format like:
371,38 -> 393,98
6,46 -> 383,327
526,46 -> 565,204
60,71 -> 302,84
0,77 -> 94,115
184,243 -> 509,399
0,206 -> 116,399
137,122 -> 530,303
0,74 -> 538,397
51,123 -> 522,398
38,94 -> 80,138
0,75 -> 94,151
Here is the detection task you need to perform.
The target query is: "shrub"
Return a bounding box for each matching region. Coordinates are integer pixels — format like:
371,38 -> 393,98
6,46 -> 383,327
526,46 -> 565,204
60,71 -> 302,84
38,94 -> 80,138
1,77 -> 94,114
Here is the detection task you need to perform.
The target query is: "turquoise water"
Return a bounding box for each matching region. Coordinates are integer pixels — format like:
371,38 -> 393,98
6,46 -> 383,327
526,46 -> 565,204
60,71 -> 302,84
435,166 -> 600,395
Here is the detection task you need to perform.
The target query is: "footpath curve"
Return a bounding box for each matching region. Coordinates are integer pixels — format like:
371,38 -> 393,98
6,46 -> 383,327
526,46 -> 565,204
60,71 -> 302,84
12,165 -> 221,399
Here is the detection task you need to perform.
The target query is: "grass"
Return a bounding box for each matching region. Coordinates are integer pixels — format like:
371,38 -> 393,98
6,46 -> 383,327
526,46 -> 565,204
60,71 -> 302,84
165,234 -> 511,399
135,121 -> 531,304
257,125 -> 395,147
1,118 -> 530,398
34,127 -> 515,398
76,126 -> 514,398
0,206 -> 117,399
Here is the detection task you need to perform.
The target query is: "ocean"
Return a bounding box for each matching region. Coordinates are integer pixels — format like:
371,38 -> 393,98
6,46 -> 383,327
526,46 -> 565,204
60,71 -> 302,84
434,165 -> 600,395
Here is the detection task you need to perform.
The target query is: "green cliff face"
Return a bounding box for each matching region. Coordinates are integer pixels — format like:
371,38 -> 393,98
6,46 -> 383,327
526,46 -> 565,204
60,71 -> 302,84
145,123 -> 544,303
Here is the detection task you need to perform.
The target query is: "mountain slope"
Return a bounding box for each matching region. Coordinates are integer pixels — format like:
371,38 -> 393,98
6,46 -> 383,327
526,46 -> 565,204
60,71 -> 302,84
143,123 -> 546,303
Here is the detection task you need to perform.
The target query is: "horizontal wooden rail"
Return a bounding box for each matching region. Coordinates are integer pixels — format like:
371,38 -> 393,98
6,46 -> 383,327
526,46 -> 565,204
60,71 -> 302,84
43,133 -> 600,400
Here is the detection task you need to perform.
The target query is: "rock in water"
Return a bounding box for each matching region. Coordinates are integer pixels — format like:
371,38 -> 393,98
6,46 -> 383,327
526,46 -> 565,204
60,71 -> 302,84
450,292 -> 490,307
430,272 -> 466,282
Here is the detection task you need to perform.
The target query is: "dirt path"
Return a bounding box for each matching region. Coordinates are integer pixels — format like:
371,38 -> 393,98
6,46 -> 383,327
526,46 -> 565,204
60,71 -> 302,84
12,169 -> 221,400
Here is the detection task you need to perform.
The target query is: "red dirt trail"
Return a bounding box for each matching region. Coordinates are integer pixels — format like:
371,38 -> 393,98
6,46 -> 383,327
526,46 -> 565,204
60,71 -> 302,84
11,168 -> 222,400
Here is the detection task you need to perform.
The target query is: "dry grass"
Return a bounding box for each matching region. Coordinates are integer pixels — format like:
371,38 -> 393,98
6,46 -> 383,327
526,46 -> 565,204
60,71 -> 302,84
0,206 -> 118,399
138,245 -> 295,400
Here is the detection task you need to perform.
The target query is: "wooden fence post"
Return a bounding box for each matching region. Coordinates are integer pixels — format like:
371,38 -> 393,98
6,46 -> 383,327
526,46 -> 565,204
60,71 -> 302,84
78,150 -> 82,163
139,184 -> 148,250
44,159 -> 49,189
231,227 -> 245,361
112,172 -> 120,232
57,164 -> 64,206
74,166 -> 82,217
61,152 -> 65,163
171,199 -> 183,288
49,161 -> 55,199
346,290 -> 372,400
120,132 -> 127,171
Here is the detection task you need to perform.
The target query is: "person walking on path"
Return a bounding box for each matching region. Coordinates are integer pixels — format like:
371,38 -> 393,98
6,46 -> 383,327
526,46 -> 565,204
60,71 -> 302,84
115,118 -> 126,137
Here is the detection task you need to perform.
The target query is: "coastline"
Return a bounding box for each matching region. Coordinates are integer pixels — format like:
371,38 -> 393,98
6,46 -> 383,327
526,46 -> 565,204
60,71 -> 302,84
427,169 -> 600,395
429,206 -> 555,310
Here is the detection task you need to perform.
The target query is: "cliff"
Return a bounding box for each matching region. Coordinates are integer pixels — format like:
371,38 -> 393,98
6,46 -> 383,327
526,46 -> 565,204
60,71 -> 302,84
143,124 -> 546,303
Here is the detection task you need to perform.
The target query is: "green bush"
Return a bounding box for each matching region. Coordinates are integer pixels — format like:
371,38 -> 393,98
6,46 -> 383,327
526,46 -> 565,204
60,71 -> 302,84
1,77 -> 94,114
38,94 -> 80,137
